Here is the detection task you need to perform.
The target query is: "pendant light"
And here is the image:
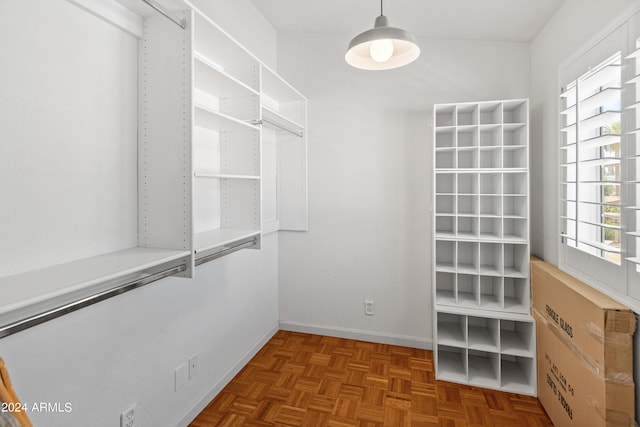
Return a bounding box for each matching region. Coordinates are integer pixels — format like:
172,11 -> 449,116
345,0 -> 420,70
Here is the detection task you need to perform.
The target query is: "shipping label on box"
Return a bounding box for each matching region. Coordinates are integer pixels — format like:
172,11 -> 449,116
534,309 -> 635,427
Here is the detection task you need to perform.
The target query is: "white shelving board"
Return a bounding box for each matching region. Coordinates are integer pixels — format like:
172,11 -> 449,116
432,99 -> 535,396
0,248 -> 190,327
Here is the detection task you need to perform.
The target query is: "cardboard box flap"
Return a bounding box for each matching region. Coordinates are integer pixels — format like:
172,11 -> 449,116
605,310 -> 636,335
532,261 -> 636,335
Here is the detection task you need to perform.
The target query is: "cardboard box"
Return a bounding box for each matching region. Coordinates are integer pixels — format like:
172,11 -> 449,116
534,310 -> 635,427
531,260 -> 636,427
531,259 -> 635,379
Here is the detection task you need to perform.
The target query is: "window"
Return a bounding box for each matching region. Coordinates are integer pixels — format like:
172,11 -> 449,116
558,11 -> 640,307
560,53 -> 622,264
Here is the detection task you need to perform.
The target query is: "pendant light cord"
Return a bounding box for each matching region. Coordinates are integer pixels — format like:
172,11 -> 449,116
380,0 -> 383,16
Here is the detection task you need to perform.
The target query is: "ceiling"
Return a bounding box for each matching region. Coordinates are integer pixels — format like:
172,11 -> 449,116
249,0 -> 566,43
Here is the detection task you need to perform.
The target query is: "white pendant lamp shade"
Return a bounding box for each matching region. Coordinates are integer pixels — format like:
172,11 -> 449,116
345,14 -> 420,70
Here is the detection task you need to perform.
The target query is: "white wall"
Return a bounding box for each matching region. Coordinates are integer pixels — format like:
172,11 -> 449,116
276,33 -> 530,347
529,0 -> 639,264
0,1 -> 279,426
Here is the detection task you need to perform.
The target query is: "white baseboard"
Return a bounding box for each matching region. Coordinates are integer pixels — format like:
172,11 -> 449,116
279,322 -> 433,350
173,322 -> 279,427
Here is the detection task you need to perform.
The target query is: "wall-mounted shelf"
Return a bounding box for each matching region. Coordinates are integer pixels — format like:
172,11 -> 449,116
0,0 -> 308,338
432,99 -> 534,395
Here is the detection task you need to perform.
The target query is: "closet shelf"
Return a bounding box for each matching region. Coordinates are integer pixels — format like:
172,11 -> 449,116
194,172 -> 260,180
261,65 -> 305,103
0,247 -> 189,326
435,305 -> 533,322
194,51 -> 259,97
194,104 -> 259,132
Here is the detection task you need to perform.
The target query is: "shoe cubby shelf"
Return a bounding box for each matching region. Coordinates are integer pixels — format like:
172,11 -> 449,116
435,100 -> 528,171
435,312 -> 535,395
435,270 -> 530,314
432,99 -> 534,395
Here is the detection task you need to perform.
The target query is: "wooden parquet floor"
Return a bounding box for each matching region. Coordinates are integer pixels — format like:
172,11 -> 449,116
190,331 -> 553,427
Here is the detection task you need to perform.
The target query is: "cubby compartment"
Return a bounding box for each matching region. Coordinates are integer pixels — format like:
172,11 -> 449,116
435,272 -> 456,305
457,104 -> 478,126
457,173 -> 478,194
479,103 -> 502,125
479,147 -> 502,169
503,277 -> 529,313
479,125 -> 501,146
480,217 -> 501,239
480,173 -> 502,195
436,149 -> 456,169
437,312 -> 467,347
500,320 -> 534,357
437,346 -> 467,383
503,218 -> 527,241
480,195 -> 501,217
457,195 -> 477,215
435,240 -> 456,271
457,274 -> 478,305
435,106 -> 456,127
457,216 -> 478,238
458,148 -> 478,169
436,173 -> 456,194
503,172 -> 527,195
436,216 -> 456,237
436,195 -> 455,215
503,195 -> 527,218
479,242 -> 501,275
503,100 -> 527,124
435,127 -> 455,147
457,242 -> 479,274
468,350 -> 500,388
457,127 -> 478,147
468,317 -> 499,352
503,244 -> 528,278
503,146 -> 527,169
500,355 -> 535,394
503,123 -> 526,146
479,276 -> 503,310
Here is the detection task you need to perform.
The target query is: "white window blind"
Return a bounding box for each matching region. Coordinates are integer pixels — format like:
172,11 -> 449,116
558,9 -> 640,309
560,52 -> 623,264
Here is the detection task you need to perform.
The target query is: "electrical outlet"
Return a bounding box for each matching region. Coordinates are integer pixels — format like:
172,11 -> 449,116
120,404 -> 135,427
364,299 -> 374,316
189,354 -> 198,380
175,363 -> 187,391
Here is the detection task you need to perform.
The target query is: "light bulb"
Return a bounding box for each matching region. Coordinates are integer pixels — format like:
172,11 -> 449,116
369,39 -> 394,63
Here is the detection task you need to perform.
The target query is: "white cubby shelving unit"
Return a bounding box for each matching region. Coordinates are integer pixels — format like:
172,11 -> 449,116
0,0 -> 307,338
433,99 -> 535,395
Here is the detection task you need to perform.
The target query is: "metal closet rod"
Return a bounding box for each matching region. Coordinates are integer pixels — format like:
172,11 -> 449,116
0,263 -> 186,339
141,0 -> 187,29
260,118 -> 304,138
195,238 -> 258,266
